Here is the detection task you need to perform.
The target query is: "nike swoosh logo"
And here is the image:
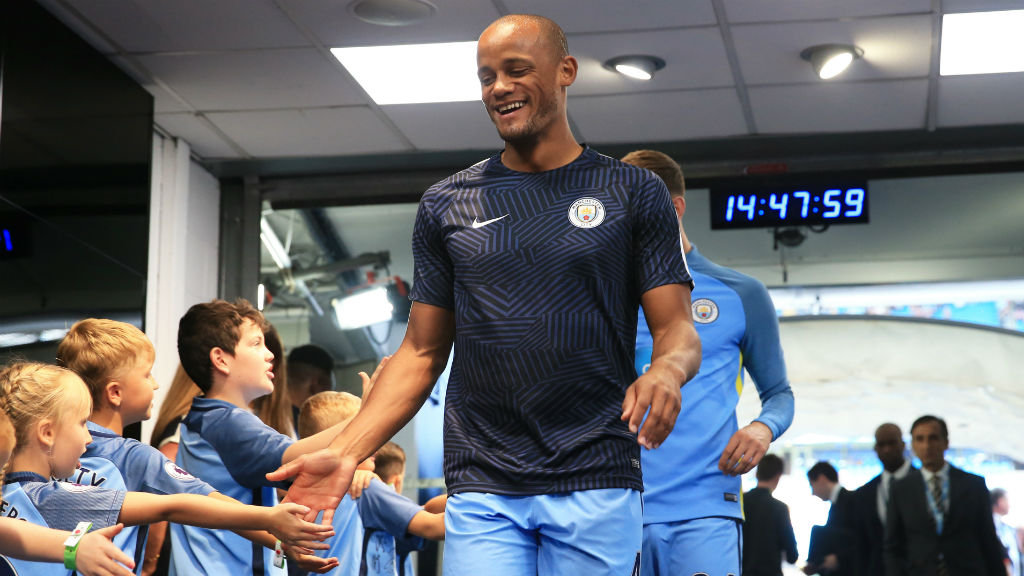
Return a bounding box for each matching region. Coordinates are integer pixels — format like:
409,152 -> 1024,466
471,214 -> 509,229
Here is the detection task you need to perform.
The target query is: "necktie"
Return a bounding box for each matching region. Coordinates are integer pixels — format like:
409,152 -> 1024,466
930,474 -> 945,520
930,474 -> 949,576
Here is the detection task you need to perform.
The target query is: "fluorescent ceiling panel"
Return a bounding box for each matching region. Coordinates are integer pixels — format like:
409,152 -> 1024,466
941,10 -> 1024,75
331,41 -> 480,104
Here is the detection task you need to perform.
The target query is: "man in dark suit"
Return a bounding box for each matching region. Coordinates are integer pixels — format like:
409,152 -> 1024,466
805,461 -> 856,575
884,414 -> 1007,576
744,454 -> 798,576
853,423 -> 913,576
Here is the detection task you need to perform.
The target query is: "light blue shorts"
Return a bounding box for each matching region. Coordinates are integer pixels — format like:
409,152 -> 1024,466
641,517 -> 741,576
443,489 -> 642,576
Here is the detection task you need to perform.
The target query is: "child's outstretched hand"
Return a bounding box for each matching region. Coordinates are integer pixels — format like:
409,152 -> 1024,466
348,469 -> 377,499
267,502 -> 335,549
286,544 -> 340,574
76,524 -> 136,576
359,355 -> 391,399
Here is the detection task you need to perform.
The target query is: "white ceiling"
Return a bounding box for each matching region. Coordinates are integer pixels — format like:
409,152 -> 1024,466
35,0 -> 1024,163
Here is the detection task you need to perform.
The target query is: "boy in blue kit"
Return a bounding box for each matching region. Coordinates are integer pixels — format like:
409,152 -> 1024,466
622,150 -> 795,576
56,318 -> 334,575
172,299 -> 364,576
298,391 -> 445,576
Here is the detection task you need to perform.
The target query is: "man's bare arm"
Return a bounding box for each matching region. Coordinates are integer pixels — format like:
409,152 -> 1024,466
622,283 -> 701,449
268,302 -> 455,523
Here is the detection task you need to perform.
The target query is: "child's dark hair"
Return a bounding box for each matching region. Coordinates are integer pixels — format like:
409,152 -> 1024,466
177,299 -> 265,392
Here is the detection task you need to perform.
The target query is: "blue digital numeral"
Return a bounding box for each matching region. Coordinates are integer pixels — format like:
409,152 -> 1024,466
844,188 -> 865,217
822,189 -> 842,218
793,191 -> 810,218
725,195 -> 735,221
736,194 -> 756,221
769,193 -> 788,219
3,229 -> 11,252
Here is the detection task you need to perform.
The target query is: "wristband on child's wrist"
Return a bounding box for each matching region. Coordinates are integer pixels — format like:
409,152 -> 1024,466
63,522 -> 93,569
273,540 -> 285,568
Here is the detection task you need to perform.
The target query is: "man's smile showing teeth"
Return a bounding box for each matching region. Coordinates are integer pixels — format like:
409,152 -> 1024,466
498,101 -> 525,114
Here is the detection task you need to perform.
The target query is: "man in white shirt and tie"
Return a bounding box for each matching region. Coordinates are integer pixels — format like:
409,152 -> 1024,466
853,423 -> 912,575
884,415 -> 1007,576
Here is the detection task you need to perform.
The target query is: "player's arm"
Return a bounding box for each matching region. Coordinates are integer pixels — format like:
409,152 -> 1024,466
268,301 -> 455,523
0,519 -> 135,576
720,281 -> 794,475
281,357 -> 390,464
117,492 -> 333,544
622,283 -> 701,449
406,510 -> 445,541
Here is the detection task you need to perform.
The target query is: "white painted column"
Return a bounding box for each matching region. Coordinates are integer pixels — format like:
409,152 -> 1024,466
142,134 -> 220,443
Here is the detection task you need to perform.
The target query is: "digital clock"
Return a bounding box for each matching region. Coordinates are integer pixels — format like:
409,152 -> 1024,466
709,182 -> 869,230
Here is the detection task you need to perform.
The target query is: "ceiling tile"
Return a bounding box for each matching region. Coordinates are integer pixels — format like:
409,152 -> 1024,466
206,108 -> 410,157
570,28 -> 734,96
134,49 -> 368,111
732,15 -> 933,86
502,0 -> 717,32
380,102 -> 503,152
725,0 -> 931,23
749,80 -> 928,133
570,89 -> 748,144
155,113 -> 244,158
937,74 -> 1024,127
66,0 -> 308,52
280,0 -> 500,47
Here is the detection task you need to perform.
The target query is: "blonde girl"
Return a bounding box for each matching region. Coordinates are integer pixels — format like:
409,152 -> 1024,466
0,398 -> 134,575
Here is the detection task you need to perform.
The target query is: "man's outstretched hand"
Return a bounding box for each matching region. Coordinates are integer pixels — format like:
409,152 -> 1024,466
267,449 -> 357,525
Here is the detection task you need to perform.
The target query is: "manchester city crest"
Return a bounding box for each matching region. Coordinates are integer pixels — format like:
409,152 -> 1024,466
692,298 -> 719,324
568,197 -> 606,228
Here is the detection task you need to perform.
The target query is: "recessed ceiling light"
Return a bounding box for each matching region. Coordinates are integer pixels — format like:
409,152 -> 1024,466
603,55 -> 666,81
940,10 -> 1024,76
331,41 -> 479,105
348,0 -> 437,26
800,44 -> 863,80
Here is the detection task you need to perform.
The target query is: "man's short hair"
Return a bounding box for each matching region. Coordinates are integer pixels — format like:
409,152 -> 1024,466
297,391 -> 361,439
756,454 -> 785,481
375,441 -> 406,482
991,488 -> 1008,507
807,461 -> 839,483
910,414 -> 949,440
489,14 -> 568,60
57,318 -> 154,405
288,344 -> 335,375
177,299 -> 265,393
620,149 -> 685,197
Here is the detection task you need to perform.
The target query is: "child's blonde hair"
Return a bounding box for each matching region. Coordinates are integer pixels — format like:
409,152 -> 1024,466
297,391 -> 361,439
0,362 -> 92,462
0,409 -> 15,483
374,441 -> 406,482
57,318 -> 154,405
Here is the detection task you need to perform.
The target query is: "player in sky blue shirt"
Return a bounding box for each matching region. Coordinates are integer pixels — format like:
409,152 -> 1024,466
623,149 -> 795,576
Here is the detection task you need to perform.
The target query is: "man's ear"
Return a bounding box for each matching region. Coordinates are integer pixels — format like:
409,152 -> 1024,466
672,195 -> 686,220
210,347 -> 231,377
558,55 -> 578,87
105,381 -> 123,408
